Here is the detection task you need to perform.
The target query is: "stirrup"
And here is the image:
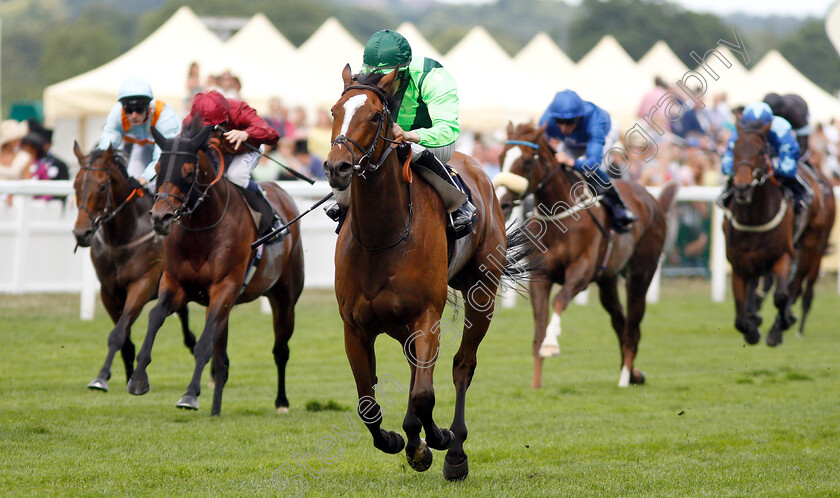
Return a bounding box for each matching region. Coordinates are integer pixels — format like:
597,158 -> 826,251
448,202 -> 477,239
262,216 -> 287,244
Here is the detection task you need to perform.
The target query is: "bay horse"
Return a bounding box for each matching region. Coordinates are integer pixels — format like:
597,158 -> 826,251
72,143 -> 195,392
495,122 -> 677,389
323,65 -> 531,481
125,121 -> 305,416
722,122 -> 835,346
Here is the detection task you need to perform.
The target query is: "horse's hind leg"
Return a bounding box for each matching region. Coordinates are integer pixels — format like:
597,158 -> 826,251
795,258 -> 820,338
210,323 -> 229,416
733,273 -> 761,345
443,294 -> 493,482
176,305 -> 196,355
268,291 -> 296,413
402,309 -> 453,473
177,282 -> 238,413
128,282 -> 187,395
344,325 -> 405,454
596,277 -> 633,386
621,260 -> 659,387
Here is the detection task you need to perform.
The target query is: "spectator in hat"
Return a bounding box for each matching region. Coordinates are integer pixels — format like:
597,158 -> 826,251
292,138 -> 325,181
26,119 -> 70,184
0,119 -> 32,180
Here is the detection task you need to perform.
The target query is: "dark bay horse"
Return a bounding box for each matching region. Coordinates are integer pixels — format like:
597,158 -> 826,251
72,144 -> 195,392
495,122 -> 677,389
723,122 -> 835,346
125,123 -> 305,416
323,66 -> 531,481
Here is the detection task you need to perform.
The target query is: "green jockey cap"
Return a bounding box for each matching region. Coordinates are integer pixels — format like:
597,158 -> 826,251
362,30 -> 412,73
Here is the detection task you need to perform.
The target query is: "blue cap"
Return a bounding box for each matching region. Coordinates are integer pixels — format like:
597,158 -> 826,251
741,102 -> 773,127
547,90 -> 585,120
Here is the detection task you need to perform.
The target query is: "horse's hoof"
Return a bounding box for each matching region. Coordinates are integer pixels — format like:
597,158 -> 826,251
744,330 -> 761,345
795,330 -> 804,339
176,395 -> 199,410
87,378 -> 108,392
406,439 -> 433,472
126,377 -> 150,395
766,331 -> 783,347
443,457 -> 469,481
630,369 -> 645,385
276,406 -> 289,414
538,344 -> 560,358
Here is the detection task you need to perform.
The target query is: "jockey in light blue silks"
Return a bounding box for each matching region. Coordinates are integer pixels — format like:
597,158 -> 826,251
718,102 -> 813,213
539,90 -> 637,232
97,76 -> 181,192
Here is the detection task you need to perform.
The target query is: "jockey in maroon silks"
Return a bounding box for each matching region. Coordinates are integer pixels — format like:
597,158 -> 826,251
185,90 -> 283,241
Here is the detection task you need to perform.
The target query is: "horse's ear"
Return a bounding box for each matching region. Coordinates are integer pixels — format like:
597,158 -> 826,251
537,121 -> 548,137
150,125 -> 171,151
506,121 -> 514,137
191,125 -> 214,149
342,64 -> 353,89
73,141 -> 85,163
377,68 -> 398,93
759,121 -> 772,136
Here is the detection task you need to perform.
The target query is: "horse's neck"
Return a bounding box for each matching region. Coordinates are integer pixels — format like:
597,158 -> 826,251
534,142 -> 575,210
349,157 -> 410,249
733,181 -> 785,224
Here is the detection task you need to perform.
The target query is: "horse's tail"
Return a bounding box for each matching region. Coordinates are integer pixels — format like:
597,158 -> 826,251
657,181 -> 679,215
499,220 -> 543,296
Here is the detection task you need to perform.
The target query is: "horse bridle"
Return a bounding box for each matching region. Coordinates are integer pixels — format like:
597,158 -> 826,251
504,138 -> 566,202
77,160 -> 142,235
154,145 -> 229,230
331,84 -> 402,178
733,128 -> 774,190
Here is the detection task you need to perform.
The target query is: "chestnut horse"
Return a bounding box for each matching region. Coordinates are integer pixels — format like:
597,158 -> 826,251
495,122 -> 677,389
722,123 -> 835,346
72,144 -> 195,392
125,122 -> 305,416
323,66 -> 531,481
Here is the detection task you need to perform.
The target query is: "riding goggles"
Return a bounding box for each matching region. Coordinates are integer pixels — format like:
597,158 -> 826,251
123,103 -> 149,115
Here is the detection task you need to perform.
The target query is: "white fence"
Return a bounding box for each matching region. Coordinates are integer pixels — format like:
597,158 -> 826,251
1,181 -> 838,320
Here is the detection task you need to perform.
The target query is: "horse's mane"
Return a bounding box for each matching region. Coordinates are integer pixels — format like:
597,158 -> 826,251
89,148 -> 129,179
734,124 -> 767,156
181,116 -> 206,139
353,71 -> 398,112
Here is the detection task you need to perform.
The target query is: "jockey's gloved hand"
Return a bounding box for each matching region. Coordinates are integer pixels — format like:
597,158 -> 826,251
127,177 -> 143,192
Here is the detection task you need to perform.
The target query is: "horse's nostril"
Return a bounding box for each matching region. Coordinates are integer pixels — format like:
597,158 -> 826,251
337,161 -> 352,173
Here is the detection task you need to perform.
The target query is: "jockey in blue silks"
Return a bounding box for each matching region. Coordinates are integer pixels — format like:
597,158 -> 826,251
719,102 -> 813,213
539,89 -> 637,232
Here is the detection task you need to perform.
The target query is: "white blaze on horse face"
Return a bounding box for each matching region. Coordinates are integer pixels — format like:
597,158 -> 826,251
339,94 -> 368,139
539,313 -> 561,358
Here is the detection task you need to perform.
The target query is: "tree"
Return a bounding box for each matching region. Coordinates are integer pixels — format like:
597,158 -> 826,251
778,20 -> 840,94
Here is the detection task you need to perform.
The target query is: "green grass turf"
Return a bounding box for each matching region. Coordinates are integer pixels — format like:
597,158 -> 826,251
1,278 -> 839,497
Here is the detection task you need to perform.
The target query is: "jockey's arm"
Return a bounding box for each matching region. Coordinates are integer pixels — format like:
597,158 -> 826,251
770,117 -> 800,177
576,118 -> 609,174
142,104 -> 182,184
97,104 -> 126,151
412,68 -> 460,148
721,132 -> 737,176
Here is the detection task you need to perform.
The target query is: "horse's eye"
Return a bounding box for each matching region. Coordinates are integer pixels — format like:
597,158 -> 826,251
371,113 -> 381,123
98,183 -> 107,193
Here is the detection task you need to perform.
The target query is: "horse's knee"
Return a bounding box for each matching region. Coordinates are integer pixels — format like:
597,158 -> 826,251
410,388 -> 436,416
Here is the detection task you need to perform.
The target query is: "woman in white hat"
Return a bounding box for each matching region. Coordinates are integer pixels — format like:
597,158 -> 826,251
0,119 -> 32,180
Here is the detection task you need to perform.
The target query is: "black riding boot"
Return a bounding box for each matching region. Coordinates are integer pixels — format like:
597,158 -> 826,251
780,174 -> 813,214
586,175 -> 637,233
242,184 -> 286,243
413,150 -> 478,238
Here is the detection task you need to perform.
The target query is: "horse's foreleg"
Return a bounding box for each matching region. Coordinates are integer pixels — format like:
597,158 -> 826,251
767,252 -> 795,347
732,272 -> 760,345
597,277 -> 632,386
402,309 -> 452,473
442,289 -> 494,482
536,264 -> 590,387
209,323 -> 229,416
621,266 -> 659,387
344,326 -> 405,455
175,305 -> 196,355
127,279 -> 186,395
529,277 -> 553,389
177,282 -> 237,413
87,289 -> 126,391
797,271 -> 818,338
